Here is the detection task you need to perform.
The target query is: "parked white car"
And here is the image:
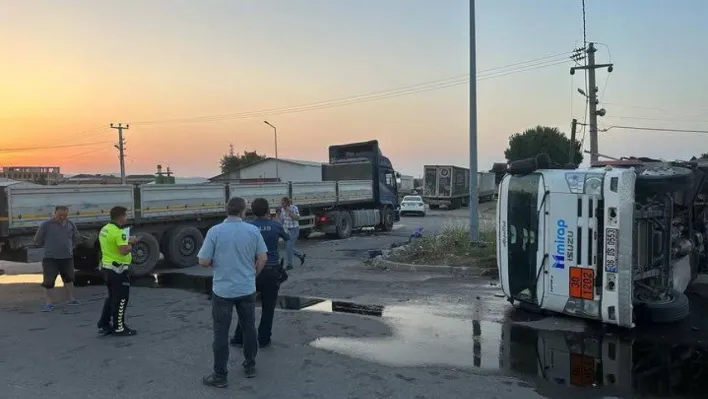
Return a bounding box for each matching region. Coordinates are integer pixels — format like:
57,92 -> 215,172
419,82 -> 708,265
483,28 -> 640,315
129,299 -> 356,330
400,195 -> 426,216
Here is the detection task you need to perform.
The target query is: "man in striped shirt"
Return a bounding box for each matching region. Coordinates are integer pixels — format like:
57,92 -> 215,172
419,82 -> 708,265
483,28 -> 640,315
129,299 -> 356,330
277,197 -> 306,270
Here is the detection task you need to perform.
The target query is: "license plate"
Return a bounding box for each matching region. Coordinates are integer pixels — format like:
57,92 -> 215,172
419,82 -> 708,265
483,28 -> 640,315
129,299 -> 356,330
570,353 -> 595,387
605,228 -> 619,273
569,267 -> 594,300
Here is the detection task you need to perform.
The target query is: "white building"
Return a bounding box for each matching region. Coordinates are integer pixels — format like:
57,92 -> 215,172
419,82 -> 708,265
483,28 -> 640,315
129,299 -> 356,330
210,158 -> 324,183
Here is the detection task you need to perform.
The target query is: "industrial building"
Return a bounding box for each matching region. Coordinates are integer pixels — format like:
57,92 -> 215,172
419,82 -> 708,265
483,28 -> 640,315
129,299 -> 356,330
0,166 -> 62,185
210,157 -> 325,183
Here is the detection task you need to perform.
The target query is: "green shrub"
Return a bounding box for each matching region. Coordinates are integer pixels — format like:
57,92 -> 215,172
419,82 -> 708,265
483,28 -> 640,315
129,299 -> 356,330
391,222 -> 497,267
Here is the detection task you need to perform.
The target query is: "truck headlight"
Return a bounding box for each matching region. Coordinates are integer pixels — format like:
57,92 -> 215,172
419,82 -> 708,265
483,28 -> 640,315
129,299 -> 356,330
584,175 -> 603,195
565,173 -> 585,193
566,172 -> 604,195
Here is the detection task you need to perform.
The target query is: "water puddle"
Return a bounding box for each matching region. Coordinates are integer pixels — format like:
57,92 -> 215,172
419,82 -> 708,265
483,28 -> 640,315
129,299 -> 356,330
79,271 -> 708,397
310,307 -> 708,398
311,304 -> 504,369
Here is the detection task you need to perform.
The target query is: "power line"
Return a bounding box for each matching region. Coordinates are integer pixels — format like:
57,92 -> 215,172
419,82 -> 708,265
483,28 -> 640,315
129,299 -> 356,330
132,53 -> 573,127
604,115 -> 708,124
602,101 -> 708,117
0,141 -> 111,153
63,126 -> 112,142
580,123 -> 708,134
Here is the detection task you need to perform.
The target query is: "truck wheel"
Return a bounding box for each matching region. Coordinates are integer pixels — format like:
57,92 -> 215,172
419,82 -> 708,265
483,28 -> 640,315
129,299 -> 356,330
636,164 -> 694,196
636,289 -> 690,323
130,232 -> 161,277
166,226 -> 204,268
381,207 -> 394,232
336,212 -> 353,239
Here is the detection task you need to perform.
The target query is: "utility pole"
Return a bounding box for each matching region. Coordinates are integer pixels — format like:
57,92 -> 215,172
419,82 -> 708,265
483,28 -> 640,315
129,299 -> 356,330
468,0 -> 479,242
110,123 -> 129,184
569,43 -> 613,164
569,118 -> 578,165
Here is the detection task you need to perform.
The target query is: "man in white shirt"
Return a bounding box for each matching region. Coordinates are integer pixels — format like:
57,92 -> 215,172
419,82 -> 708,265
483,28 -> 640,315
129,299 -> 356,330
277,197 -> 306,270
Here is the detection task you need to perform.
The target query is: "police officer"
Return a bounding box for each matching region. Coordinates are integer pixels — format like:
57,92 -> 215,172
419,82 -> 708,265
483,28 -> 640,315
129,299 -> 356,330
231,197 -> 289,348
96,206 -> 138,336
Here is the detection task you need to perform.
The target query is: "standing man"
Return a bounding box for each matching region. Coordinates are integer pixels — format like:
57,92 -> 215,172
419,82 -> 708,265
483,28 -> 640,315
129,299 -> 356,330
231,198 -> 290,349
199,197 -> 268,388
278,197 -> 306,270
97,206 -> 138,337
34,205 -> 80,312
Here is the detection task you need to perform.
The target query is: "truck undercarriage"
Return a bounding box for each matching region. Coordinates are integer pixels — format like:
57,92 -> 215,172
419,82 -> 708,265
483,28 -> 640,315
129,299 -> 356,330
630,159 -> 708,322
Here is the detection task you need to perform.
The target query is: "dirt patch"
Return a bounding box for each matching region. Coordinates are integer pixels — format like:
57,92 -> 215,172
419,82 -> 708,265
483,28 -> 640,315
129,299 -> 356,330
387,223 -> 496,268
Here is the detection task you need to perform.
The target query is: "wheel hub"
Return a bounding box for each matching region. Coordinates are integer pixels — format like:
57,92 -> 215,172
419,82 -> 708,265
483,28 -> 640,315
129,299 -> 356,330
180,237 -> 196,256
132,243 -> 149,264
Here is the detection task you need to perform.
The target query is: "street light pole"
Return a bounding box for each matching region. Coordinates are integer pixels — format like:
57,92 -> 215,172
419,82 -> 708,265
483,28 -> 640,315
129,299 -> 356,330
263,120 -> 279,181
468,0 -> 479,242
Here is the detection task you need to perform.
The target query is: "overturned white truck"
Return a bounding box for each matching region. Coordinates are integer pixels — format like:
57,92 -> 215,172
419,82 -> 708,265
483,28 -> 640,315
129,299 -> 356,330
496,154 -> 708,328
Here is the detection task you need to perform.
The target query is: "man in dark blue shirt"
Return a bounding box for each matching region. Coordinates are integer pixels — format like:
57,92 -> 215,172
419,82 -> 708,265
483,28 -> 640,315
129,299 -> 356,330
231,197 -> 289,348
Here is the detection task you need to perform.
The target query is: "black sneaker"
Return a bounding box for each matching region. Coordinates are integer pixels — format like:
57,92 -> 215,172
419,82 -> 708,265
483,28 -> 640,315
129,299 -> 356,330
112,327 -> 138,337
202,373 -> 228,388
242,362 -> 256,378
259,340 -> 271,348
298,253 -> 306,266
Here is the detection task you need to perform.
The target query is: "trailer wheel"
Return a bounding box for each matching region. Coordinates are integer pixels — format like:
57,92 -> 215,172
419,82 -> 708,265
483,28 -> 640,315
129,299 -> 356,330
336,212 -> 353,239
636,289 -> 690,323
381,207 -> 394,232
130,232 -> 160,277
166,226 -> 204,268
636,164 -> 694,196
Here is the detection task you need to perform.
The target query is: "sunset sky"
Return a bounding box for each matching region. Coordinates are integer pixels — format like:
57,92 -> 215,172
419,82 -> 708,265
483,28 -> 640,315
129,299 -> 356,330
1,0 -> 707,177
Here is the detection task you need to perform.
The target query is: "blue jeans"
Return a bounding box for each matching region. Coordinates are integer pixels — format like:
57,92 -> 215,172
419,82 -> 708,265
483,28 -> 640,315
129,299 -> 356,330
285,227 -> 302,267
212,293 -> 257,376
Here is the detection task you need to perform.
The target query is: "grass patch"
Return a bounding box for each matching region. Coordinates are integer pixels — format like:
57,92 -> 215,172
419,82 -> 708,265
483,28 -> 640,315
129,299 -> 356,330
388,222 -> 497,267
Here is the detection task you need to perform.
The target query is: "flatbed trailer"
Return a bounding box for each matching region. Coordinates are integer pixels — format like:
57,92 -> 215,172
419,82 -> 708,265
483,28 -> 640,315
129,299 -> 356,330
0,140 -> 401,276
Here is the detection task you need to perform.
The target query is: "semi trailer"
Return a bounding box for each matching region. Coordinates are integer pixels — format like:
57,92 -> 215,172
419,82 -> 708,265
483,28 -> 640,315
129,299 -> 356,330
496,154 -> 708,328
423,165 -> 496,209
0,140 -> 401,277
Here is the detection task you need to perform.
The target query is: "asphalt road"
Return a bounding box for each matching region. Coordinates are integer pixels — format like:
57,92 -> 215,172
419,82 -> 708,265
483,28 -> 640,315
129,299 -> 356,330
2,201 -> 708,399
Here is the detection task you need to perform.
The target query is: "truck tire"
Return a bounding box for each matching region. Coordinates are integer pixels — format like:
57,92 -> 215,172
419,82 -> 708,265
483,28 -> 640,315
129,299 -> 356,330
636,164 -> 694,196
381,207 -> 394,232
336,211 -> 353,239
130,232 -> 161,277
166,226 -> 204,268
636,289 -> 690,323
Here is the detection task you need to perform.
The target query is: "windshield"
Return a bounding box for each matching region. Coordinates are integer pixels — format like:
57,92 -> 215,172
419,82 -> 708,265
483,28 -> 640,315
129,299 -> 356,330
505,173 -> 540,304
403,196 -> 422,202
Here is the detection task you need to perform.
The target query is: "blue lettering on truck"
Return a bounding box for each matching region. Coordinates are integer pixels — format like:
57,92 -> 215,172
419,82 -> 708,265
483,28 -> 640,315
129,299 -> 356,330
553,220 -> 568,269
